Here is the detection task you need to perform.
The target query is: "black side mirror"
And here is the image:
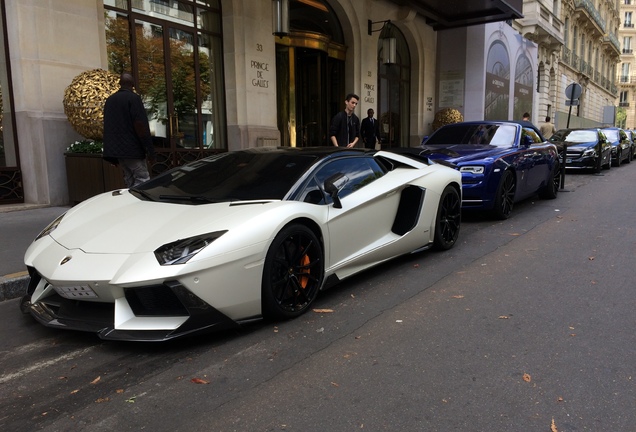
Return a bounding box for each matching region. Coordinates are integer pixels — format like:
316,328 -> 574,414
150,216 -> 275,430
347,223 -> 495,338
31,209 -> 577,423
324,173 -> 348,209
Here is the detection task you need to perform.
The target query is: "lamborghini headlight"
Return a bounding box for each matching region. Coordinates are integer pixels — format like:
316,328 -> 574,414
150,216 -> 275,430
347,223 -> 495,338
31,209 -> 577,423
459,165 -> 485,174
35,213 -> 66,241
154,231 -> 227,265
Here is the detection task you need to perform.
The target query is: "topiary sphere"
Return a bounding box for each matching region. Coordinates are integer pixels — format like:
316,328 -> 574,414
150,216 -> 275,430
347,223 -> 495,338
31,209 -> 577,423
63,69 -> 119,140
432,108 -> 464,131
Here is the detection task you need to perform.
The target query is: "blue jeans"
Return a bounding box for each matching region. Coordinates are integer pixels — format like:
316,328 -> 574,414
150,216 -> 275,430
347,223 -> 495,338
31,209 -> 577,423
118,158 -> 150,187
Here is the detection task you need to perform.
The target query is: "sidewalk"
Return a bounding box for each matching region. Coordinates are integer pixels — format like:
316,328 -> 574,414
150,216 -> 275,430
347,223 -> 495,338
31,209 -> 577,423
0,204 -> 70,301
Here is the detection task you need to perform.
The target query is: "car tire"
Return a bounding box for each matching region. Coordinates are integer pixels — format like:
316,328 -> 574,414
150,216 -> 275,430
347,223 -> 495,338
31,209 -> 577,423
492,170 -> 515,220
262,224 -> 324,320
433,185 -> 461,251
614,150 -> 622,167
539,162 -> 560,200
627,149 -> 632,164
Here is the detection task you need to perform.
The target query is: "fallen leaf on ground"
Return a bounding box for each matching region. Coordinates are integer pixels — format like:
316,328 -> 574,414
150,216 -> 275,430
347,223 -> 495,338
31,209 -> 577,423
551,418 -> 558,432
588,256 -> 595,260
191,378 -> 210,384
70,389 -> 79,395
451,295 -> 464,299
95,397 -> 109,403
498,315 -> 510,319
116,389 -> 124,394
313,309 -> 334,313
523,373 -> 532,382
90,376 -> 101,385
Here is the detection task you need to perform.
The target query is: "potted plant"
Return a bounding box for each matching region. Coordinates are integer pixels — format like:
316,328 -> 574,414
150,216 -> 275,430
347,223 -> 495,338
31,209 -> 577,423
65,139 -> 125,204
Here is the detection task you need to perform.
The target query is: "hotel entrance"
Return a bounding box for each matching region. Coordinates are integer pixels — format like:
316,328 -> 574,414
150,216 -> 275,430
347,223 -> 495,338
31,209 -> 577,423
274,0 -> 346,147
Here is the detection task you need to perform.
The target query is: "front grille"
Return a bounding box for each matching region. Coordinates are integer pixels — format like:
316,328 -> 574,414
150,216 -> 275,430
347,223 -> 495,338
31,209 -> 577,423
124,285 -> 189,316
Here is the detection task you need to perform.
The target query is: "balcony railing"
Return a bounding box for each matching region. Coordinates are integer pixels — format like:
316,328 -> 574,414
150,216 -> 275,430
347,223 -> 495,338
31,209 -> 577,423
620,102 -> 630,107
623,48 -> 634,54
573,0 -> 606,33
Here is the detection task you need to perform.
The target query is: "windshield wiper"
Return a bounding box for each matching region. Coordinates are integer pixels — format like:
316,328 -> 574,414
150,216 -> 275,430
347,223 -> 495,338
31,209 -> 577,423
158,194 -> 217,203
130,188 -> 155,201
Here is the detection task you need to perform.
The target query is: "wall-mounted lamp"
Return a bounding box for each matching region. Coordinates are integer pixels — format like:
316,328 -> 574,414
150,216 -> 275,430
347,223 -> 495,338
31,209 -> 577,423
272,0 -> 289,36
368,20 -> 396,64
382,37 -> 397,65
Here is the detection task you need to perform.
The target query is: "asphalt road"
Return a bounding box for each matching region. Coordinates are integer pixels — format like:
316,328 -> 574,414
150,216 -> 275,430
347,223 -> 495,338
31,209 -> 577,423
0,167 -> 634,431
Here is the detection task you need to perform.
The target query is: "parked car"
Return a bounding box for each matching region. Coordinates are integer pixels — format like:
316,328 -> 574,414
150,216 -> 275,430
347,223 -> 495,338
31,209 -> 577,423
600,127 -> 632,167
548,128 -> 612,171
22,147 -> 461,341
628,130 -> 636,160
420,121 -> 560,219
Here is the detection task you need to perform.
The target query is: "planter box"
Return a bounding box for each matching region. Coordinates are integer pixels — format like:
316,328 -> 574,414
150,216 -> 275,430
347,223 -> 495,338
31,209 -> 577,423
65,153 -> 126,204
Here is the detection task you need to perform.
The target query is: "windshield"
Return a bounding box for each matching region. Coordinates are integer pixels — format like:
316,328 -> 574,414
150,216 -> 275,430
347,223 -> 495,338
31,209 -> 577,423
133,151 -> 318,203
551,130 -> 597,143
426,124 -> 517,148
602,129 -> 619,141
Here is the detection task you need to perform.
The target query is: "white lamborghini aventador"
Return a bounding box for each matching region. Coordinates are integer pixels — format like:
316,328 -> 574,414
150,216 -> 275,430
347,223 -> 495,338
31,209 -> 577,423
22,146 -> 461,341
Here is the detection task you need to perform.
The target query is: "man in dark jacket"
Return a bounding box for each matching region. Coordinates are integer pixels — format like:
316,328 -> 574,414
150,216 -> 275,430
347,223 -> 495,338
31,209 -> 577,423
103,72 -> 155,187
329,93 -> 360,147
360,108 -> 380,149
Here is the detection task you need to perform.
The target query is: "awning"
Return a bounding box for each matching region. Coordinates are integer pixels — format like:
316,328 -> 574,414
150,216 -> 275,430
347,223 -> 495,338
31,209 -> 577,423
389,0 -> 524,31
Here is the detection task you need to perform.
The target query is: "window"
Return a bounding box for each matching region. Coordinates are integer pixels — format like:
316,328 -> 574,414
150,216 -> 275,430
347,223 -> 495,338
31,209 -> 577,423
623,37 -> 632,54
309,157 -> 385,204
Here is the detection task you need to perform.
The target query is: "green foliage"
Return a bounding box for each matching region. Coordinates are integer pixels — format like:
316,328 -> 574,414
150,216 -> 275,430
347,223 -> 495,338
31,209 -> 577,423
66,139 -> 103,154
616,107 -> 626,128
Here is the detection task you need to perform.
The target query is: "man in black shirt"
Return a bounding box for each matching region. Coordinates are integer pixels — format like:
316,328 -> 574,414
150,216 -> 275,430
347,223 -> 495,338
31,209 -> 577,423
329,93 -> 360,147
103,73 -> 155,187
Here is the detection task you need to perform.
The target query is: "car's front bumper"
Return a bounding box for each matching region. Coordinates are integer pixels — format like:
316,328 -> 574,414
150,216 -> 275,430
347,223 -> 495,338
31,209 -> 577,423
24,270 -> 242,341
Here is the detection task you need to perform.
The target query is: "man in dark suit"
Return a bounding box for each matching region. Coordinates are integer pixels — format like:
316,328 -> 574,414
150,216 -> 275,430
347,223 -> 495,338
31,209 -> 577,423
360,108 -> 380,149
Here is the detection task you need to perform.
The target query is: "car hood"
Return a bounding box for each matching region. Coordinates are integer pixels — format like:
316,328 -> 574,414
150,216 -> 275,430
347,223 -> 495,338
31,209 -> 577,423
562,141 -> 597,150
48,191 -> 279,254
421,144 -> 509,163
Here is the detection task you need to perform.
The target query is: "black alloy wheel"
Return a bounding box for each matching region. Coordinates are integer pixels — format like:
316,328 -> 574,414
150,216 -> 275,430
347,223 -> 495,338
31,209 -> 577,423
539,162 -> 560,200
493,170 -> 515,220
433,185 -> 461,250
615,150 -> 622,167
262,224 -> 324,320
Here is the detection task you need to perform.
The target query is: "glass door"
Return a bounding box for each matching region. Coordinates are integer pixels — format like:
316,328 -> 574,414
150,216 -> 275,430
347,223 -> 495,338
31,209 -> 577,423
276,42 -> 344,147
134,20 -> 200,167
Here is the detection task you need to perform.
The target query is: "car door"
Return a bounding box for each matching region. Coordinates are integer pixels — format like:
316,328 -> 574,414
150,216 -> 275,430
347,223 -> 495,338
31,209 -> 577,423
308,156 -> 414,277
522,127 -> 551,195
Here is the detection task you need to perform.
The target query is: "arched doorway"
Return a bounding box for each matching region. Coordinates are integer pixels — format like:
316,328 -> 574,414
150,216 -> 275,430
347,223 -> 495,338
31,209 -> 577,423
377,24 -> 410,148
275,0 -> 346,147
103,0 -> 226,174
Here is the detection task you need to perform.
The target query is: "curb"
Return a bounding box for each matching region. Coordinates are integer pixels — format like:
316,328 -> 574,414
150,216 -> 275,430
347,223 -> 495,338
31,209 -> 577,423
0,273 -> 29,302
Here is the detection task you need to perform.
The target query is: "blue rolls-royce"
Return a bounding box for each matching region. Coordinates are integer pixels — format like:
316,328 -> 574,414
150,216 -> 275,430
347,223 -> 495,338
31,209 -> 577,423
420,121 -> 560,219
